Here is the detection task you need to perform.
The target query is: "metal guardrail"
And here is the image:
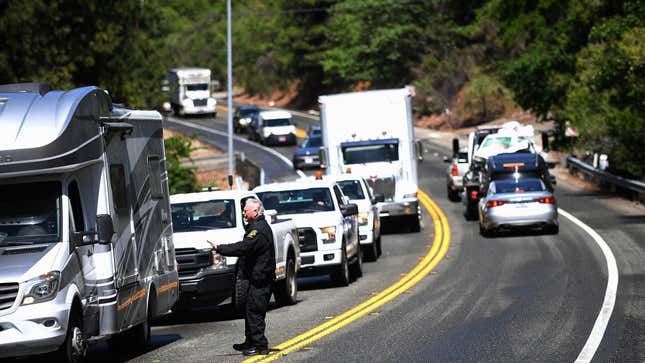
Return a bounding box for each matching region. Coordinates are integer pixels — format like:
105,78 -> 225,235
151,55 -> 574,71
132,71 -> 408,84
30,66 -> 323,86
566,156 -> 645,202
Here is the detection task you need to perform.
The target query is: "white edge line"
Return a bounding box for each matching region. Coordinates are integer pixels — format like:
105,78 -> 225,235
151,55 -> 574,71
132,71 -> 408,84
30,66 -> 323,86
165,118 -> 295,169
559,208 -> 619,363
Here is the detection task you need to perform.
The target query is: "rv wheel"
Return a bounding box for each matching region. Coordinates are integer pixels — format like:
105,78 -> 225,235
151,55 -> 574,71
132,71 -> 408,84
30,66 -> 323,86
54,306 -> 86,363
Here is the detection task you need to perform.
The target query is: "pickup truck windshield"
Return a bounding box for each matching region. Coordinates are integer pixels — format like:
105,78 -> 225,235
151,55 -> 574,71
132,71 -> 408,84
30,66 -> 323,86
0,181 -> 61,245
342,143 -> 399,164
185,83 -> 208,91
265,118 -> 292,127
171,199 -> 236,231
337,180 -> 365,200
257,188 -> 334,214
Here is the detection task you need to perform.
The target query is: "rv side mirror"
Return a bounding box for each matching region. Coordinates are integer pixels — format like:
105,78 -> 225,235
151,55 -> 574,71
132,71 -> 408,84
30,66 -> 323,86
372,193 -> 385,204
415,140 -> 424,162
96,214 -> 114,244
341,203 -> 359,217
318,148 -> 328,169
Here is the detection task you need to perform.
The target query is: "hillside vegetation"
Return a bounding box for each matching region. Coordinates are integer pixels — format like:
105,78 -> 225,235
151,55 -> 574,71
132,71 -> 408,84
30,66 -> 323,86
0,0 -> 642,178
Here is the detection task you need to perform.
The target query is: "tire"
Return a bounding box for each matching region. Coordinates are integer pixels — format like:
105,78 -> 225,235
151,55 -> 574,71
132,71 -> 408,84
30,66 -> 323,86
233,267 -> 249,314
363,240 -> 378,262
408,215 -> 421,233
376,235 -> 382,257
479,223 -> 493,237
447,186 -> 459,202
53,305 -> 86,363
330,244 -> 350,286
350,246 -> 363,279
109,293 -> 153,352
274,256 -> 298,306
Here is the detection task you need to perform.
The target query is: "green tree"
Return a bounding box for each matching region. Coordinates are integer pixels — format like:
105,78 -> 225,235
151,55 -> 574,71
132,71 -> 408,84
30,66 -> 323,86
164,135 -> 200,194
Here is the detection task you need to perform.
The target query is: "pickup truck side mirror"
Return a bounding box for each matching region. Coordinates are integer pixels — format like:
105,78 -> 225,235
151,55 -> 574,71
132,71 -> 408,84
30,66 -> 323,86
372,193 -> 385,204
96,214 -> 114,244
264,209 -> 278,224
341,203 -> 358,217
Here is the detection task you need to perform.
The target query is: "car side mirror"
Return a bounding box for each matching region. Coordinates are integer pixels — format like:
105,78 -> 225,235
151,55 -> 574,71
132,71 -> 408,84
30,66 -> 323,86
341,203 -> 358,217
372,193 -> 385,204
96,214 -> 114,245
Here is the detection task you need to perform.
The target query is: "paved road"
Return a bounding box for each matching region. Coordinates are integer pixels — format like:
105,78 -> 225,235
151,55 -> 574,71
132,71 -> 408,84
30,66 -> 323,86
16,111 -> 641,363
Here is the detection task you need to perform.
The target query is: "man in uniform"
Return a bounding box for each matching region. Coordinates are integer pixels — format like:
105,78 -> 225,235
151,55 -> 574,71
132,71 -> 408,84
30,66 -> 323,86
212,198 -> 275,356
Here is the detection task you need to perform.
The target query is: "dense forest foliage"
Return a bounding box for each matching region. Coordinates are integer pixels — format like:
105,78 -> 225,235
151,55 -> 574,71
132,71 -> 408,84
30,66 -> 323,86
0,0 -> 643,178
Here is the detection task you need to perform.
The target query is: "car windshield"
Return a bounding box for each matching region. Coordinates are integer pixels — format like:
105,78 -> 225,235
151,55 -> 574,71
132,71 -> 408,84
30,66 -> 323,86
171,199 -> 236,232
342,143 -> 399,164
337,180 -> 365,200
239,109 -> 259,117
265,118 -> 292,127
185,83 -> 208,91
0,181 -> 61,245
257,188 -> 334,214
494,179 -> 545,194
303,137 -> 322,148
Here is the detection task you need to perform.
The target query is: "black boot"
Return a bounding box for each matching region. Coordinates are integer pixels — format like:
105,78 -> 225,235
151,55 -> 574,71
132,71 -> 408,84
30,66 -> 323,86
233,341 -> 252,351
243,346 -> 269,356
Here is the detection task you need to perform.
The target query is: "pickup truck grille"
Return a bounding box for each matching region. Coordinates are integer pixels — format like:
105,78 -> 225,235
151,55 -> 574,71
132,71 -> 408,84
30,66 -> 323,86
0,283 -> 19,311
175,248 -> 212,278
297,227 -> 318,252
193,98 -> 208,107
367,177 -> 395,201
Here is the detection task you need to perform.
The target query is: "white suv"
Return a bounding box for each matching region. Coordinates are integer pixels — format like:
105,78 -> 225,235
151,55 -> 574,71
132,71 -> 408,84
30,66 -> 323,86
257,110 -> 297,146
254,178 -> 362,286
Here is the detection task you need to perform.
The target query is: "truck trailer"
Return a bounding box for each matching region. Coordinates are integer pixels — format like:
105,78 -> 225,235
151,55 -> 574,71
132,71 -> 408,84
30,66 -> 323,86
318,88 -> 423,232
0,83 -> 178,362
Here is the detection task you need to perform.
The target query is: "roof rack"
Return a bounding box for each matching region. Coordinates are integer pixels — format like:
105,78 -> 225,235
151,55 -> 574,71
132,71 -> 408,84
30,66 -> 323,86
0,82 -> 52,96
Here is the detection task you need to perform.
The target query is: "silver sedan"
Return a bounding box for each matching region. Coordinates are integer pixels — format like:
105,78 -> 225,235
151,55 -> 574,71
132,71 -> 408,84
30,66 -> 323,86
478,178 -> 558,236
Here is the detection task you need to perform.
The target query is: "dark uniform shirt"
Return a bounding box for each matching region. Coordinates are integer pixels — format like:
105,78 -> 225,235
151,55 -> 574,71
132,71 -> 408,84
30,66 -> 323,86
216,214 -> 276,284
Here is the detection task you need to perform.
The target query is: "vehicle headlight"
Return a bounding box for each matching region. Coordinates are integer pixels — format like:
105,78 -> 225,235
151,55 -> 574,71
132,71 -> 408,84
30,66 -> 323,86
240,117 -> 251,126
358,212 -> 369,226
22,271 -> 61,305
403,192 -> 418,199
205,244 -> 228,270
320,226 -> 336,243
263,129 -> 272,137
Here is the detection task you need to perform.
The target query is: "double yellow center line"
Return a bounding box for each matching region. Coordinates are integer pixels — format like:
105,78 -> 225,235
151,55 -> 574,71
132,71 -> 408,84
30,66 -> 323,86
244,189 -> 451,362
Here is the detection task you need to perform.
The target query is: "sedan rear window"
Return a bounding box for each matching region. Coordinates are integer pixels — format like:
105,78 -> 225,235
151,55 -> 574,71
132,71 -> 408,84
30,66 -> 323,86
494,179 -> 545,193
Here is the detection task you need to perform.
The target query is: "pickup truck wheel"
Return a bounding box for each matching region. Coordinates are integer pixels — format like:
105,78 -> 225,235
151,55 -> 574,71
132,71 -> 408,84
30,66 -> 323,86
233,267 -> 249,314
54,305 -> 86,363
331,245 -> 350,286
447,186 -> 460,202
274,257 -> 297,306
376,235 -> 382,257
408,216 -> 421,233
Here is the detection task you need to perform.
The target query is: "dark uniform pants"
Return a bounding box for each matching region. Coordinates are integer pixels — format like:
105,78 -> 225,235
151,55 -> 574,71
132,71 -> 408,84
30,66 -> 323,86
245,282 -> 272,348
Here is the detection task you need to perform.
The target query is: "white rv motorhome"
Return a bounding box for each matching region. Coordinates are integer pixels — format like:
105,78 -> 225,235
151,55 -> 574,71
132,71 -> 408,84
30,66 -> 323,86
0,83 -> 179,362
167,68 -> 217,117
319,88 -> 423,232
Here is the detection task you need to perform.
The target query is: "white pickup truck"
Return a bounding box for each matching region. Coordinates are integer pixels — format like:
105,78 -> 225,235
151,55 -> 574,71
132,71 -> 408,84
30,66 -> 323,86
254,178 -> 362,286
170,190 -> 300,310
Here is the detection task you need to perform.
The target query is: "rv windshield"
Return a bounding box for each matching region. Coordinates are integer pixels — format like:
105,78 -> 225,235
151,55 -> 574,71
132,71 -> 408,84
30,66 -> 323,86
0,181 -> 61,245
257,188 -> 334,214
342,143 -> 399,164
171,199 -> 236,232
185,83 -> 208,91
265,118 -> 292,127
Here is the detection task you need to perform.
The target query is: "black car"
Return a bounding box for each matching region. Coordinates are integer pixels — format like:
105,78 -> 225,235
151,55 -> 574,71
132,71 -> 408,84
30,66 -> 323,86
233,105 -> 261,134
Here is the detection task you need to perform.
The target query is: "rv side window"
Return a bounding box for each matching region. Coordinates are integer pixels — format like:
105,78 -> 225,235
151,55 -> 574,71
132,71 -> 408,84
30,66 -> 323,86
68,181 -> 85,231
109,164 -> 128,210
148,156 -> 163,200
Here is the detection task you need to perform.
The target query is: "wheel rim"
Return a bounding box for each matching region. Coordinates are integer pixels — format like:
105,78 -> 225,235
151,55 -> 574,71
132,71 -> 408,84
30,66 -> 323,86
71,326 -> 86,359
342,251 -> 349,281
288,260 -> 296,300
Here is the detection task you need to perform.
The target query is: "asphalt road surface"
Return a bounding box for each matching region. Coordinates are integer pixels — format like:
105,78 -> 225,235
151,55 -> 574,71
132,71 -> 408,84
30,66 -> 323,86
9,111 -> 644,363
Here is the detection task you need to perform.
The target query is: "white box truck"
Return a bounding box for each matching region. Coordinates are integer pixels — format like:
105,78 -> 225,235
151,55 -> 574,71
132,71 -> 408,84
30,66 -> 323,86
167,68 -> 217,117
0,83 -> 178,362
319,88 -> 423,231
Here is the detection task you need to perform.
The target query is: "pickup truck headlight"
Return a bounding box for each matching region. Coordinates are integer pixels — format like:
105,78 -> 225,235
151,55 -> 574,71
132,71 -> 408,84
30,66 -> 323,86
320,226 -> 336,244
205,243 -> 228,270
22,271 -> 61,305
358,212 -> 369,226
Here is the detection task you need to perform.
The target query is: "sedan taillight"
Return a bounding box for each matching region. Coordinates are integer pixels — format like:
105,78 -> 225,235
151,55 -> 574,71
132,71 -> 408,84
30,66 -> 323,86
486,200 -> 506,208
537,196 -> 555,204
451,163 -> 459,176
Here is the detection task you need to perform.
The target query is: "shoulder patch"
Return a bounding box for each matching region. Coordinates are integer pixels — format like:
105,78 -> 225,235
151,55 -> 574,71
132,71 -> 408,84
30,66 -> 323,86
246,229 -> 258,238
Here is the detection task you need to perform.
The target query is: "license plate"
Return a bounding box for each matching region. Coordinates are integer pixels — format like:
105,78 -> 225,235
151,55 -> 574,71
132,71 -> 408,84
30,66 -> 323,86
305,157 -> 313,163
515,203 -> 529,208
279,136 -> 286,142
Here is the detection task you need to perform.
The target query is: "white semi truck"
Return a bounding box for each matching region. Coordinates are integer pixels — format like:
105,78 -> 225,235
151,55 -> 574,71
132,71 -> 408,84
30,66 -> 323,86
167,68 -> 217,117
319,88 -> 423,232
0,83 -> 178,361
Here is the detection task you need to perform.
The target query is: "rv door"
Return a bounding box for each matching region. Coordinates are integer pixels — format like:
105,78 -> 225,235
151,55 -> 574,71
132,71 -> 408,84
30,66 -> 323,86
105,135 -> 139,287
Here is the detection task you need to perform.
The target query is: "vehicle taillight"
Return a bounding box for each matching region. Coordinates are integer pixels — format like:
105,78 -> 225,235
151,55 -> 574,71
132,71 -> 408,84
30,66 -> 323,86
470,190 -> 479,200
451,163 -> 458,176
537,196 -> 555,204
486,200 -> 506,208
